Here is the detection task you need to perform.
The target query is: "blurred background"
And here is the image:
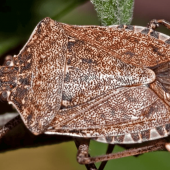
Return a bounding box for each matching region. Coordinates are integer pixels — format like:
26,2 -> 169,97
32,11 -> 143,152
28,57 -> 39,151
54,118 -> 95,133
0,0 -> 170,169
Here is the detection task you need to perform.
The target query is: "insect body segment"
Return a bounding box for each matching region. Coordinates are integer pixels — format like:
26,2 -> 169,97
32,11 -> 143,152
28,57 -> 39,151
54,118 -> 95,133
6,18 -> 68,135
43,18 -> 170,143
61,22 -> 156,108
2,17 -> 157,136
62,39 -> 155,107
2,17 -> 170,169
0,65 -> 18,101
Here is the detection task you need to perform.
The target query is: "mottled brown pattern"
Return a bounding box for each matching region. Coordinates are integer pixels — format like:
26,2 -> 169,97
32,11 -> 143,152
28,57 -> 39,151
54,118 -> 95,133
131,133 -> 140,142
0,17 -> 170,144
62,24 -> 170,67
114,135 -> 125,143
156,126 -> 165,136
141,130 -> 150,141
48,86 -> 170,139
105,136 -> 113,143
61,34 -> 155,107
8,18 -> 68,134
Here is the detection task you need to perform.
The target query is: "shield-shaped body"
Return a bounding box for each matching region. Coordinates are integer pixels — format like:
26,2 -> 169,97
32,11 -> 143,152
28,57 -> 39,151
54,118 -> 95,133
2,18 -> 170,144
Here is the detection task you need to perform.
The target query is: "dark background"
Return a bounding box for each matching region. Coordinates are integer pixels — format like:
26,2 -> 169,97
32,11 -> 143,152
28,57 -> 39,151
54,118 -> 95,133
0,0 -> 170,170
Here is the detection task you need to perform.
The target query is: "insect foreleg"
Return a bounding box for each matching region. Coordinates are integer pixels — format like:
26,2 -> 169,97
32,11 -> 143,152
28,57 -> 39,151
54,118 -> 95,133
77,139 -> 167,165
0,116 -> 22,139
148,19 -> 170,30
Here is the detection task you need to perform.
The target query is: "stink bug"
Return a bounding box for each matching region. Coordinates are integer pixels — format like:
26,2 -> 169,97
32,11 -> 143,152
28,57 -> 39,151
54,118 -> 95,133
1,17 -> 170,170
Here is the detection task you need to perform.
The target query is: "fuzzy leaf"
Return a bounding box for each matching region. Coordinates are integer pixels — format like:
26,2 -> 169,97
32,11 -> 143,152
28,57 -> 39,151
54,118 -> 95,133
91,0 -> 134,26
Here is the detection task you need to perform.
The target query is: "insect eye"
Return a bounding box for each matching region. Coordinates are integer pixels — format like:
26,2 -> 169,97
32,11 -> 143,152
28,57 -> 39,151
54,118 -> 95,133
3,55 -> 13,66
0,91 -> 8,101
5,60 -> 11,66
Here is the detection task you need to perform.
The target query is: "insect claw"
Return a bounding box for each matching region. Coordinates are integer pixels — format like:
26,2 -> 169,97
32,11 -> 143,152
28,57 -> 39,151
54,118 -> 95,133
148,19 -> 159,30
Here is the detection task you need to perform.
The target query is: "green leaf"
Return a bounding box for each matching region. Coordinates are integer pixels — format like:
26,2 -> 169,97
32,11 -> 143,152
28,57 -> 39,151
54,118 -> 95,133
90,0 -> 134,26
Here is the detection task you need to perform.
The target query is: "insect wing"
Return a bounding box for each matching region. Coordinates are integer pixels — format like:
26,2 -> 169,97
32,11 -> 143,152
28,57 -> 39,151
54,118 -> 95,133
46,85 -> 170,144
63,23 -> 170,67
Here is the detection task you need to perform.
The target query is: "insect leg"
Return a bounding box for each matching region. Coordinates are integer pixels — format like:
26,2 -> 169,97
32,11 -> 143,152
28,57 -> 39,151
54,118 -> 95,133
77,139 -> 166,164
98,144 -> 115,170
148,19 -> 170,30
0,115 -> 22,139
75,138 -> 97,170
